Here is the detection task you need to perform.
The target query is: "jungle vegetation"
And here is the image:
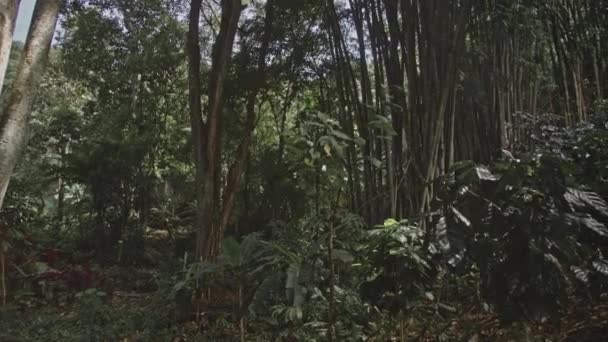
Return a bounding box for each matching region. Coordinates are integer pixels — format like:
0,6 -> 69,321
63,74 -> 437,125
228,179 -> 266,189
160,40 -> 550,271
0,0 -> 607,341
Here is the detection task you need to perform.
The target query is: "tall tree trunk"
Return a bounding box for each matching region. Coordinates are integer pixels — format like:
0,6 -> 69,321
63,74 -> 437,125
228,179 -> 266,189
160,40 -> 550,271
55,141 -> 67,237
220,0 -> 274,243
0,0 -> 20,94
197,0 -> 243,261
186,0 -> 205,258
0,0 -> 60,210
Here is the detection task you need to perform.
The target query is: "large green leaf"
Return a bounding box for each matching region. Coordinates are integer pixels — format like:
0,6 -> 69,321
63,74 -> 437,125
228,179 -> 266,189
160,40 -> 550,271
333,249 -> 354,264
475,166 -> 499,182
221,237 -> 242,265
451,207 -> 471,227
564,188 -> 608,218
581,217 -> 608,238
592,259 -> 608,276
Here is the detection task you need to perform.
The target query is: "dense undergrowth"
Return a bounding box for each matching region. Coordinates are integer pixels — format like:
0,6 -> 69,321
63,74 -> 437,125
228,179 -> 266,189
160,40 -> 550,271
1,109 -> 607,341
1,0 -> 607,340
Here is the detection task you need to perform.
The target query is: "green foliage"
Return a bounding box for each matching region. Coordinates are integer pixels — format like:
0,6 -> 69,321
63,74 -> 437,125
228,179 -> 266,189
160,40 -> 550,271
173,233 -> 278,297
435,128 -> 608,323
166,211 -> 372,340
287,110 -> 356,199
360,219 -> 435,314
2,0 -> 607,340
14,0 -> 193,255
0,288 -> 178,342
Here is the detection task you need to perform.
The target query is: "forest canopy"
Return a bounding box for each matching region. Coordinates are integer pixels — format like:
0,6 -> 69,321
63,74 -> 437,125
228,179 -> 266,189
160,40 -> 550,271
0,0 -> 607,340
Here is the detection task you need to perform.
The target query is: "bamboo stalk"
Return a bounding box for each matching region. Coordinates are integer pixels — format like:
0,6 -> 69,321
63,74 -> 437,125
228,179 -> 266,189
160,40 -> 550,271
1,245 -> 5,306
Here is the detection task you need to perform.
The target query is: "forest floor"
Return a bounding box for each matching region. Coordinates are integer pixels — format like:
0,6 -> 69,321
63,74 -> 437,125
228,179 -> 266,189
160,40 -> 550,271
4,268 -> 606,342
441,301 -> 608,342
107,289 -> 608,341
1,236 -> 607,341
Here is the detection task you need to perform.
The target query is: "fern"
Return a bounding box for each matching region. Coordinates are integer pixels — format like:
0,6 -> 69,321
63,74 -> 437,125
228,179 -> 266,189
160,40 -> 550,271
564,188 -> 608,218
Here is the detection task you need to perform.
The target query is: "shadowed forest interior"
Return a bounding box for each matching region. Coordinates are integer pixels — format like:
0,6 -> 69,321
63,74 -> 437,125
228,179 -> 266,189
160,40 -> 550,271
0,0 -> 607,341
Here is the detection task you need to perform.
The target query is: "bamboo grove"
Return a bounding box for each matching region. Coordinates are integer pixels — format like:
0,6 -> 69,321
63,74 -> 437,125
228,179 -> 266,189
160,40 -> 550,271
298,0 -> 608,224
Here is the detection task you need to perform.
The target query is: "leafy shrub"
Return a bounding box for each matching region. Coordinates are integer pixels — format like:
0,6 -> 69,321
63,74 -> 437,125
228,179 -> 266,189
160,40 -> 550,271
360,219 -> 436,315
435,154 -> 608,323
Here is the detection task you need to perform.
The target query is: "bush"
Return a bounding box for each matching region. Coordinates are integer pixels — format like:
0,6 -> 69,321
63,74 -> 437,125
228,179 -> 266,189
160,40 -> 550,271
434,125 -> 608,323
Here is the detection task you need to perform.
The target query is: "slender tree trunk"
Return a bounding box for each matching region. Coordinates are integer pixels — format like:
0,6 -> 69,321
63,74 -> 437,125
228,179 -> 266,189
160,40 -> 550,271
327,213 -> 336,342
220,0 -> 273,237
592,50 -> 602,100
0,0 -> 19,94
55,141 -> 67,237
0,0 -> 60,210
0,223 -> 6,306
186,0 -> 205,259
198,0 -> 243,261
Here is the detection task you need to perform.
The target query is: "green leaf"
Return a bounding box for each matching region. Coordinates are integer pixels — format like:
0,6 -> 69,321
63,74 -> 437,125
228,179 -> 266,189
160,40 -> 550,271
354,136 -> 366,146
475,166 -> 498,181
323,144 -> 331,156
333,249 -> 354,264
222,237 -> 241,265
370,157 -> 382,168
564,188 -> 608,218
383,218 -> 399,227
581,216 -> 608,238
317,112 -> 331,123
285,263 -> 300,289
327,136 -> 343,157
240,233 -> 261,259
571,266 -> 590,283
451,207 -> 471,227
592,260 -> 608,276
330,129 -> 351,141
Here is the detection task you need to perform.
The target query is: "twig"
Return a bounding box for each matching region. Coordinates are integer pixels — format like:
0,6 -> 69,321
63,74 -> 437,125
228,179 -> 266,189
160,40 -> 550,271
239,285 -> 245,342
1,247 -> 5,306
328,212 -> 336,342
0,224 -> 6,306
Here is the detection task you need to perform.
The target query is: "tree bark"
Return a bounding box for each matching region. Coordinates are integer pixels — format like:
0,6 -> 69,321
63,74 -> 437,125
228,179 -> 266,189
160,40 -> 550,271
220,0 -> 274,239
0,0 -> 60,210
187,0 -> 205,258
0,0 -> 20,94
196,0 -> 243,261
